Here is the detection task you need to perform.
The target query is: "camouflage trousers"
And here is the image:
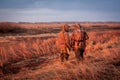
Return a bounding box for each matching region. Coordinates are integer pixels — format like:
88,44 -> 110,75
60,49 -> 69,62
74,48 -> 84,61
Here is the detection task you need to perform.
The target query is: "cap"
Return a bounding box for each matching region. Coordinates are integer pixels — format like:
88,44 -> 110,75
62,24 -> 70,31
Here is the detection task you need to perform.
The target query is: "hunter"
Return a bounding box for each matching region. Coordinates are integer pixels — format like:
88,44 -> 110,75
71,24 -> 89,62
56,24 -> 71,62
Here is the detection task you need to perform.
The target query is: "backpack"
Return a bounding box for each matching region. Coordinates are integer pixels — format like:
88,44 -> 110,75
74,30 -> 85,41
73,30 -> 85,49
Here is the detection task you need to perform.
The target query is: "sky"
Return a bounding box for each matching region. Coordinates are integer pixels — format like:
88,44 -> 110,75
0,0 -> 120,22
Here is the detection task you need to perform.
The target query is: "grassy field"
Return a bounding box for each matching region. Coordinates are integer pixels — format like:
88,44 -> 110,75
0,22 -> 120,80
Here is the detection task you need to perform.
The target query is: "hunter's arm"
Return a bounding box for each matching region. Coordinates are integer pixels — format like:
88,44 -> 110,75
85,32 -> 89,40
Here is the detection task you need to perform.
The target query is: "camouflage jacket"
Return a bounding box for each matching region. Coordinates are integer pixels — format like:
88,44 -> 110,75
56,31 -> 70,51
71,30 -> 89,49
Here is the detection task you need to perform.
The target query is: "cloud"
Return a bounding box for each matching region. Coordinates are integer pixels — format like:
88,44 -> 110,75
0,8 -> 120,22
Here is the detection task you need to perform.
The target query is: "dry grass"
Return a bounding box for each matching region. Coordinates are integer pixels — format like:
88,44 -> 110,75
0,23 -> 120,80
0,37 -> 59,67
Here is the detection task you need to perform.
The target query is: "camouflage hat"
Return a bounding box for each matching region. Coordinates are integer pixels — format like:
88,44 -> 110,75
62,24 -> 70,31
72,23 -> 82,29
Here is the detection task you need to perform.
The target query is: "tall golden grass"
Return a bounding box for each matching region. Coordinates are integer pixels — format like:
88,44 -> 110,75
0,30 -> 119,66
0,37 -> 59,67
28,30 -> 119,80
0,23 -> 120,79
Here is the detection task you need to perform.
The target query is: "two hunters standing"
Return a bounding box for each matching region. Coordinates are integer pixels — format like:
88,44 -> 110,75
57,23 -> 89,63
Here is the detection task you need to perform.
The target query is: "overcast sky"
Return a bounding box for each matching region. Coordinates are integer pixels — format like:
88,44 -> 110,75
0,0 -> 120,22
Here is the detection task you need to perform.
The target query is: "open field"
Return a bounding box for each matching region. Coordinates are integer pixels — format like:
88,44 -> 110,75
0,22 -> 120,80
0,22 -> 120,36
